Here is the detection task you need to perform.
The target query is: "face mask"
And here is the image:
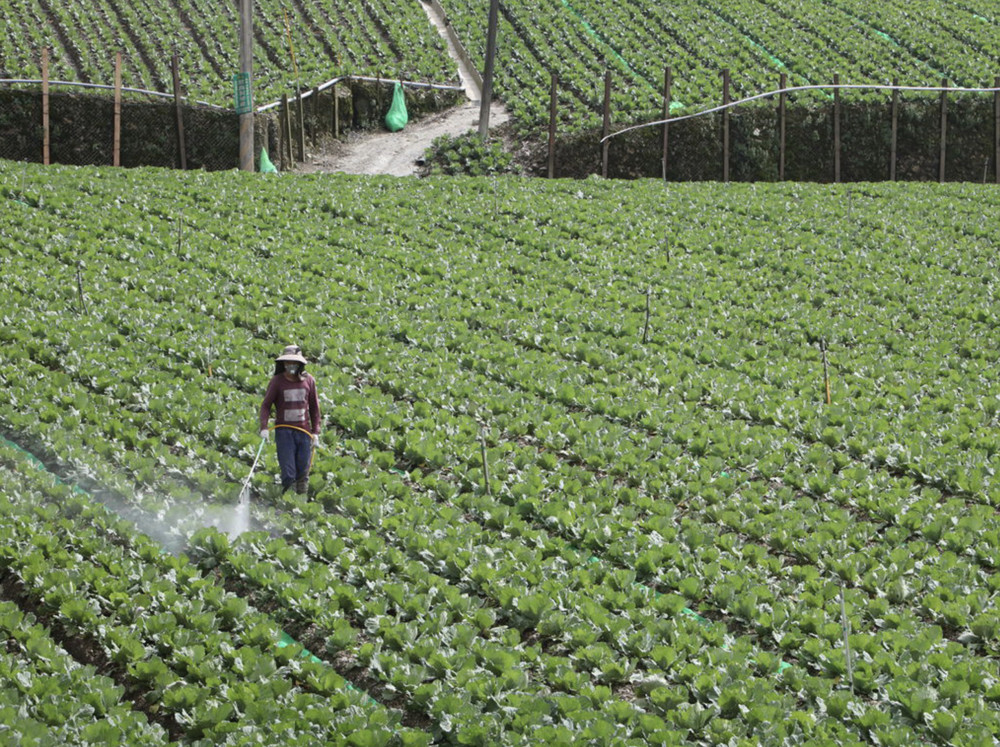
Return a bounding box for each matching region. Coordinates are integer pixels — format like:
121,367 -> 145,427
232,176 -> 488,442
285,364 -> 300,375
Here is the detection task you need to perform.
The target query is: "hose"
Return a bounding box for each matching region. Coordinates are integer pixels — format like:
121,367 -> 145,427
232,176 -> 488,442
266,424 -> 318,474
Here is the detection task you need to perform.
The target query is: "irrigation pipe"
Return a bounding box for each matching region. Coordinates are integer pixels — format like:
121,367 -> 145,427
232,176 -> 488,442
0,76 -> 461,114
0,78 -> 225,109
602,82 -> 1000,142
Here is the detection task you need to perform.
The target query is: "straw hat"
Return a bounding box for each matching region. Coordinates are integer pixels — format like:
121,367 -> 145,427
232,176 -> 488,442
275,344 -> 307,365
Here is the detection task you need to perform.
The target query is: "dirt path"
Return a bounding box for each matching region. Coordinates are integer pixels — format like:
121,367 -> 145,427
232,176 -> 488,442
298,0 -> 509,177
298,100 -> 508,176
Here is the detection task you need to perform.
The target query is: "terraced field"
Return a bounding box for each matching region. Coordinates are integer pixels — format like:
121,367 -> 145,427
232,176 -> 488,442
0,0 -> 456,106
2,1 -> 998,132
442,0 -> 1000,132
2,158 -> 999,744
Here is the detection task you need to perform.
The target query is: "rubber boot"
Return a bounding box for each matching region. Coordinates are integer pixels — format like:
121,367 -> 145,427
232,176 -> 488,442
294,477 -> 308,495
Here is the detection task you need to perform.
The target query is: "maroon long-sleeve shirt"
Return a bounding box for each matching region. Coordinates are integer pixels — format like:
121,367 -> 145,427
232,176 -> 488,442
259,373 -> 321,435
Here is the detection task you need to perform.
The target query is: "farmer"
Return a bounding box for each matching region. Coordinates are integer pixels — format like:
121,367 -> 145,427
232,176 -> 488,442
259,344 -> 321,495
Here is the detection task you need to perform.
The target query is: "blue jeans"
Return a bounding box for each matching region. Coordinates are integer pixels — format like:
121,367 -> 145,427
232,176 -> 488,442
274,427 -> 312,492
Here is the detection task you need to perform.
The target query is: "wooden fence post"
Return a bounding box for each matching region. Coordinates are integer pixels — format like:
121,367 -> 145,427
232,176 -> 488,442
311,86 -> 319,145
41,47 -> 50,165
779,72 -> 786,180
172,54 -> 187,170
602,70 -> 611,178
282,93 -> 292,166
939,78 -> 948,183
296,89 -> 305,161
548,72 -> 558,178
479,425 -> 492,498
890,78 -> 899,181
722,69 -> 730,182
278,104 -> 286,171
333,81 -> 340,140
276,99 -> 284,171
76,263 -> 88,315
833,73 -> 841,183
662,66 -> 671,180
113,51 -> 123,167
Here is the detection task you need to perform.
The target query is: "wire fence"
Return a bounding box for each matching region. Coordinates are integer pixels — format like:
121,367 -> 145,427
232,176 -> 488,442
0,72 -> 463,172
543,69 -> 1000,182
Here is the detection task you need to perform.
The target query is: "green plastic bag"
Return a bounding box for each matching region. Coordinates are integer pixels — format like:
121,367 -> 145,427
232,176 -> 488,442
385,82 -> 408,132
259,147 -> 278,173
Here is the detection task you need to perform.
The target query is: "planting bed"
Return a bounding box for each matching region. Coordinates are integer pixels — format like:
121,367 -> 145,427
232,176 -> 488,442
1,159 -> 999,744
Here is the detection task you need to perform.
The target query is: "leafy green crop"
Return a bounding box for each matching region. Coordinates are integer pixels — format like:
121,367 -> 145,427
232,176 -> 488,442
425,134 -> 519,177
0,439 -> 425,744
441,0 -> 1000,132
2,159 -> 1000,743
0,0 -> 456,108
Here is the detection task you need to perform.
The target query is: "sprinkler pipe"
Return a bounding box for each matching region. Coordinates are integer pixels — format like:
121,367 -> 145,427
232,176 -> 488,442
602,81 -> 1000,143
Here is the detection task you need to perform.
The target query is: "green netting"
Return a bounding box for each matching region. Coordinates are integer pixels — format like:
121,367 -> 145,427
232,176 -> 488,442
276,631 -> 323,664
385,82 -> 408,132
259,147 -> 278,174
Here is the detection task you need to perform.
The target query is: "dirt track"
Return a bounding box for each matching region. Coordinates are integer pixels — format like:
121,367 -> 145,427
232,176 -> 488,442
296,0 -> 508,177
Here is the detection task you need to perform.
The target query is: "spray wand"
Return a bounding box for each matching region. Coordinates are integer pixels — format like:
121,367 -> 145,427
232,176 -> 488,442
239,437 -> 267,504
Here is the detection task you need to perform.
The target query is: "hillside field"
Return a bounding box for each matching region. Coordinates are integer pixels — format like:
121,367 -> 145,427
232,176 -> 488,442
2,1 -> 999,133
1,158 -> 1000,744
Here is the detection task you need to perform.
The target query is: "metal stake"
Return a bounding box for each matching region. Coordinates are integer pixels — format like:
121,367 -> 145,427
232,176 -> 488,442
840,583 -> 855,694
642,288 -> 651,344
76,263 -> 88,314
821,339 -> 831,406
480,424 -> 492,497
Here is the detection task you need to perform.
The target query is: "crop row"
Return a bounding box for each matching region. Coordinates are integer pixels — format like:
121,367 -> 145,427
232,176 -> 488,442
0,597 -> 169,745
3,172 -> 996,564
6,230 -> 998,655
0,0 -> 456,108
3,318 -> 996,747
10,170 -> 998,514
0,324 -> 906,740
3,162 -> 1000,742
5,0 -> 999,134
6,174 -> 999,585
0,439 -> 429,745
439,0 -> 1000,132
7,172 -> 992,532
2,327 -> 947,744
